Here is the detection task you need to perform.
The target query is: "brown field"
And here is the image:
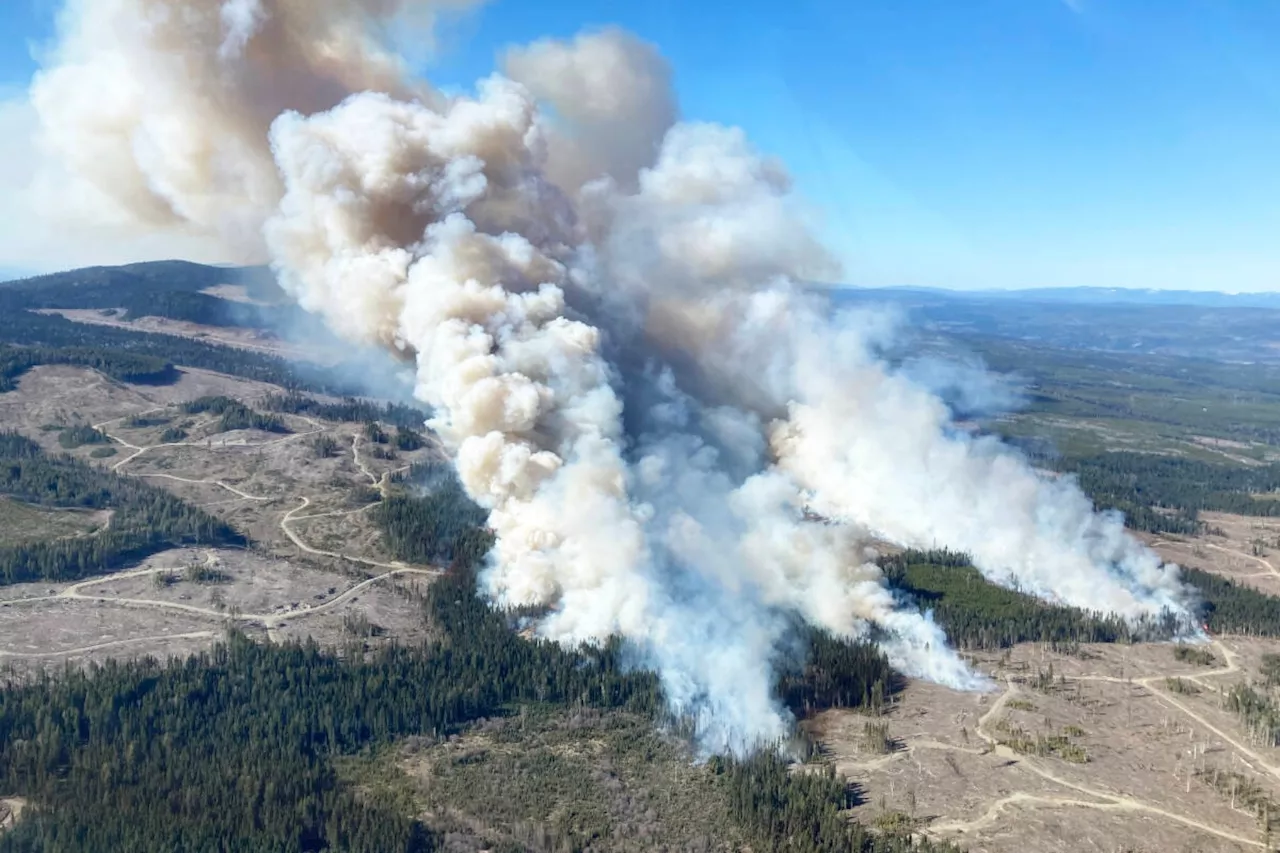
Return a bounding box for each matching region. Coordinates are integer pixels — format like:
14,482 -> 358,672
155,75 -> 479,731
1142,513 -> 1280,597
807,637 -> 1280,852
0,546 -> 435,677
0,364 -> 445,674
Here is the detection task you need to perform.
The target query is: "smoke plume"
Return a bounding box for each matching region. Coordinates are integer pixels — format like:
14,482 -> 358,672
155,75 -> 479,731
27,0 -> 1196,752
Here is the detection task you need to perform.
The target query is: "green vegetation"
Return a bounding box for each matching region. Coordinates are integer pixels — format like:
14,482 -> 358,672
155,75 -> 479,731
990,718 -> 1089,763
88,446 -> 118,459
0,558 -> 663,852
971,336 -> 1280,448
0,542 -> 941,853
262,391 -> 429,430
713,750 -> 958,852
310,434 -> 340,458
1262,654 -> 1280,687
182,395 -> 289,434
122,414 -> 171,428
884,550 -> 1280,643
1173,644 -> 1216,666
377,709 -> 747,852
0,431 -> 243,584
1195,767 -> 1280,840
1040,452 -> 1280,533
778,627 -> 895,716
393,426 -> 426,451
158,426 -> 188,443
56,424 -> 109,449
117,288 -> 305,330
0,270 -> 359,396
881,550 -> 1137,649
1164,677 -> 1200,695
859,721 -> 897,755
374,463 -> 493,568
184,562 -> 231,585
1224,683 -> 1280,748
0,343 -> 177,392
1181,567 -> 1280,637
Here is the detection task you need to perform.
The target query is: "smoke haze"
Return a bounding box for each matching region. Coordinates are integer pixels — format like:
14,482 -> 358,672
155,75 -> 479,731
24,0 -> 1197,752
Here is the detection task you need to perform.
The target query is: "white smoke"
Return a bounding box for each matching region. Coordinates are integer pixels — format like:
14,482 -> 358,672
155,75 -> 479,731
24,1 -> 1197,753
503,28 -> 678,193
28,0 -> 450,258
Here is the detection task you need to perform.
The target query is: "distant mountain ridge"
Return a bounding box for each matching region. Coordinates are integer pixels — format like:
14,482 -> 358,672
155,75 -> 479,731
5,262 -> 1276,310
823,283 -> 1280,310
5,261 -> 1280,364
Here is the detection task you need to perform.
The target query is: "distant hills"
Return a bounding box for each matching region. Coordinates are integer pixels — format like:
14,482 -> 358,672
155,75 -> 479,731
823,283 -> 1280,310
5,261 -> 1280,364
821,283 -> 1280,364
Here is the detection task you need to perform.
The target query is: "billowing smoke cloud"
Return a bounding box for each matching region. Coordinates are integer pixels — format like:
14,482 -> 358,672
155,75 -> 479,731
502,28 -> 678,193
27,0 -> 1196,752
28,0 -> 458,258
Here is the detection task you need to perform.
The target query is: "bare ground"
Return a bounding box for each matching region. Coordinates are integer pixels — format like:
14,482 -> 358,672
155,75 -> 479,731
0,365 -> 445,671
808,636 -> 1280,852
1143,513 -> 1280,597
36,308 -> 327,361
0,797 -> 26,834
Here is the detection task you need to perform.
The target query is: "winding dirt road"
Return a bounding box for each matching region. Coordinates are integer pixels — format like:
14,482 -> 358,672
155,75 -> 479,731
1,406 -> 444,661
917,643 -> 1272,848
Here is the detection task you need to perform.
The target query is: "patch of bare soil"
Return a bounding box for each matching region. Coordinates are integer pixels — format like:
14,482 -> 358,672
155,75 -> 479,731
0,797 -> 26,834
290,507 -> 395,565
0,365 -> 446,672
0,547 -> 436,677
37,308 -> 326,361
1144,513 -> 1280,597
0,364 -> 288,458
808,638 -> 1280,852
200,284 -> 272,305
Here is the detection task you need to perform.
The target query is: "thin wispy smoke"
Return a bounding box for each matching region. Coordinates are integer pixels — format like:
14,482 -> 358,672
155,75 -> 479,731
27,0 -> 1196,752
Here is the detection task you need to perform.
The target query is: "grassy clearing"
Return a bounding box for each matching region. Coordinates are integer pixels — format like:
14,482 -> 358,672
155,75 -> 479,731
0,497 -> 106,545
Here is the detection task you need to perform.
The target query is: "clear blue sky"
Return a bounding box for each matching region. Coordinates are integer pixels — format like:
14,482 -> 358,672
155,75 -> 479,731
2,0 -> 1279,291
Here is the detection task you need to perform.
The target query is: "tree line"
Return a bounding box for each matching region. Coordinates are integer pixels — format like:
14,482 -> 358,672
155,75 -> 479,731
1181,567 -> 1280,636
880,550 -> 1142,649
716,750 -> 960,853
371,463 -> 493,569
0,529 -> 943,853
1019,449 -> 1280,533
182,396 -> 290,434
881,548 -> 1280,643
0,343 -> 178,393
262,392 -> 430,431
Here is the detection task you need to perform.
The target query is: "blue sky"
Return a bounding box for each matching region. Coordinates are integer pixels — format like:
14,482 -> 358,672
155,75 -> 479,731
2,0 -> 1279,290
